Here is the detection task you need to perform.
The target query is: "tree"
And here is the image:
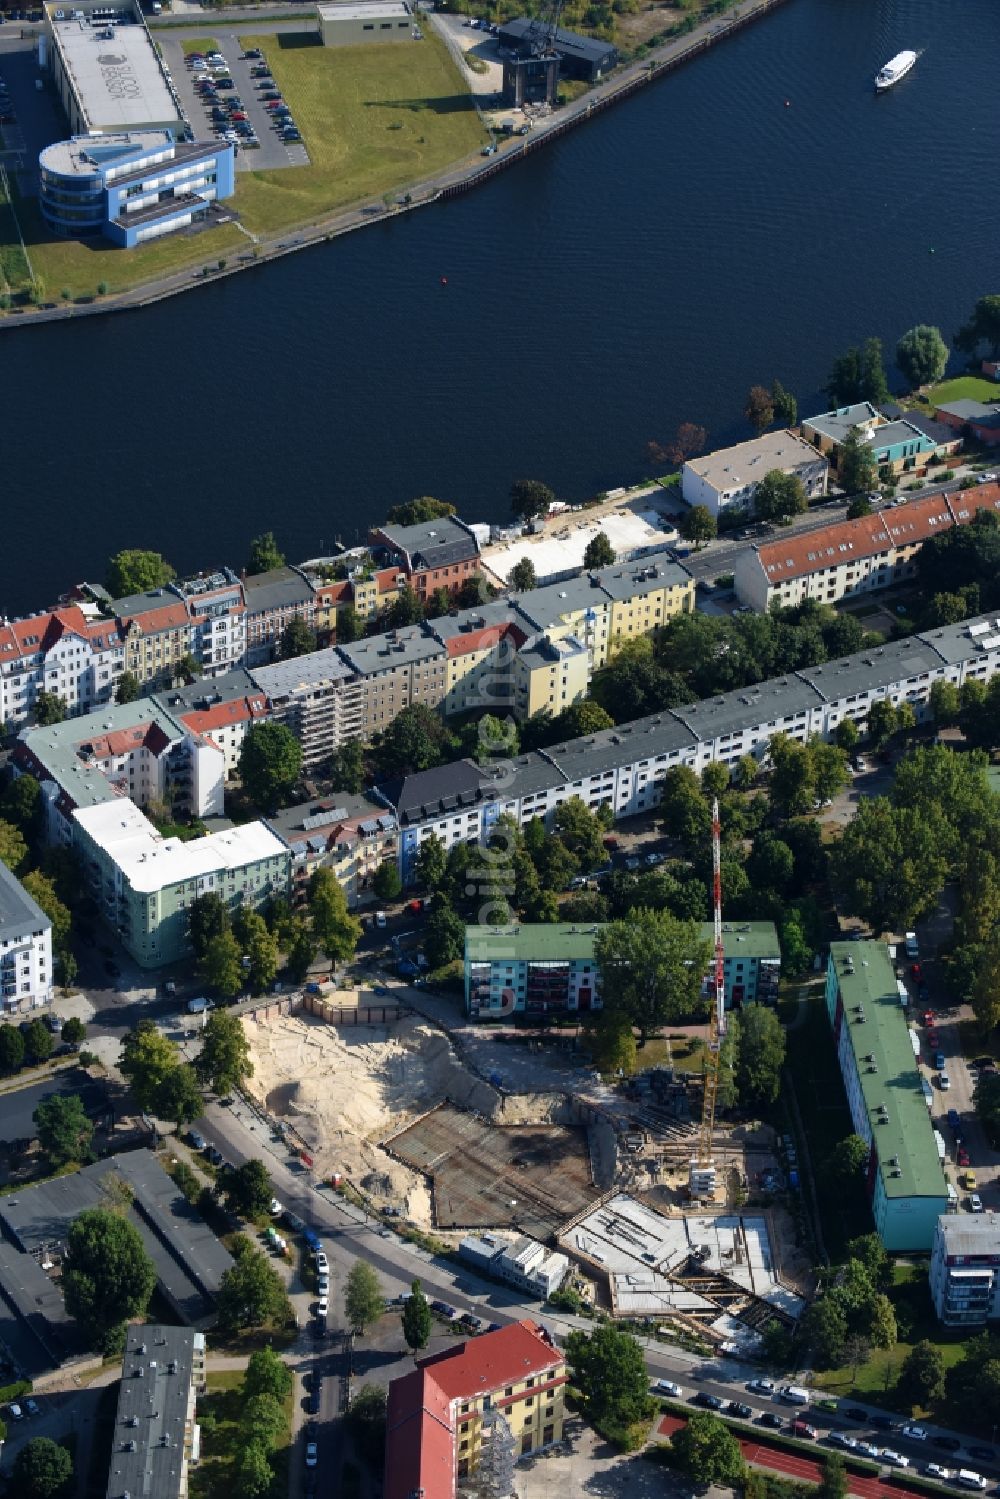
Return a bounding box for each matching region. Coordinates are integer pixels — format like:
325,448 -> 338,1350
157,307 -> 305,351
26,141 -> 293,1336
866,698 -> 901,750
896,325 -> 949,389
155,1064 -> 204,1128
120,1020 -> 180,1113
510,478 -> 554,522
371,703 -> 453,778
552,796 -> 607,871
387,583 -> 425,628
235,1443 -> 273,1499
196,1009 -> 254,1096
202,929 -> 244,1000
753,469 -> 807,523
827,346 -> 862,406
423,898 -> 465,969
63,1208 -> 156,1350
217,1242 -> 289,1331
833,797 -> 950,932
799,1292 -> 849,1367
34,1093 -> 93,1166
244,1346 -> 293,1403
115,671 -> 141,705
2,773 -> 41,837
676,504 -> 717,547
414,833 -> 447,892
745,384 -> 775,434
547,700 -> 615,741
869,1292 -> 897,1351
175,652 -> 202,682
240,1392 -> 285,1450
247,531 -> 286,574
0,817 -> 27,874
279,616 -> 317,659
566,1324 -> 653,1434
33,690 -> 66,727
733,1003 -> 785,1107
373,862 -> 402,900
471,713 -> 519,766
21,871 -> 71,956
308,868 -> 362,964
12,1437 -> 73,1499
347,1384 -> 387,1466
24,1017 -> 53,1065
336,603 -> 361,644
896,1339 -> 945,1410
845,1232 -> 893,1293
955,295 -> 1000,360
583,532 -> 615,570
285,919 -> 317,984
586,1011 -> 637,1076
818,1456 -> 848,1499
345,1260 -> 383,1333
328,739 -> 365,795
188,891 -> 229,962
0,1025 -> 24,1074
386,497 -> 456,526
930,679 -> 961,727
828,1133 -> 870,1180
672,1412 -> 745,1486
402,1278 -> 432,1351
860,336 -> 891,408
238,722 -> 302,812
225,1158 -> 274,1220
648,421 -> 708,469
509,557 -> 537,591
105,549 -> 174,597
771,378 -> 797,427
595,909 -> 710,1044
241,911 -> 279,996
846,495 -> 873,519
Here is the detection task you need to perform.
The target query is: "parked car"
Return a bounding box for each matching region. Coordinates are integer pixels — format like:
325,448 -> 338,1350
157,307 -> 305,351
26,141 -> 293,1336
881,1450 -> 909,1468
24,1398 -> 39,1417
651,1380 -> 683,1399
693,1392 -> 723,1410
970,1193 -> 984,1213
305,1441 -> 318,1467
728,1401 -> 753,1420
925,1465 -> 952,1481
958,1147 -> 971,1167
760,1412 -> 783,1429
792,1422 -> 818,1440
747,1380 -> 775,1395
829,1433 -> 857,1450
902,1426 -> 928,1441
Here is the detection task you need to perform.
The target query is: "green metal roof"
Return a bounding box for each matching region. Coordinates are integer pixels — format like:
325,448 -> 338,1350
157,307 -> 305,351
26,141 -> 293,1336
829,941 -> 948,1202
465,924 -> 601,963
465,921 -> 779,964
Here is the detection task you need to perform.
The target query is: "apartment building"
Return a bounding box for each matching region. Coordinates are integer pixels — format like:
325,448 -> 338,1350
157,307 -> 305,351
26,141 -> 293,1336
241,566 -> 317,667
310,578 -> 353,644
801,401 -> 882,456
265,795 -> 397,909
73,799 -> 289,968
171,571 -> 246,676
0,606 -> 124,728
338,626 -> 448,740
114,590 -> 193,688
825,942 -> 948,1251
161,670 -> 269,779
596,555 -> 695,642
681,430 -> 828,518
930,1214 -> 1000,1327
460,1234 -> 569,1299
511,635 -> 590,720
734,485 -> 1000,611
428,604 -> 524,719
106,1326 -> 205,1499
0,860 -> 52,1014
385,1319 -> 566,1499
370,515 -> 481,601
513,574 -> 615,669
250,650 -> 363,768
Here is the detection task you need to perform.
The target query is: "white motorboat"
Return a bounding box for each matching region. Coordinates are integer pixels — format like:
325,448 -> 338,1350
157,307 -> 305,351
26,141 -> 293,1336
875,50 -> 918,92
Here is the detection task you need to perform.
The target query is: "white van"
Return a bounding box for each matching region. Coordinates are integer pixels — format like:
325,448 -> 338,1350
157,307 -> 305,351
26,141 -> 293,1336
956,1473 -> 987,1491
780,1385 -> 810,1406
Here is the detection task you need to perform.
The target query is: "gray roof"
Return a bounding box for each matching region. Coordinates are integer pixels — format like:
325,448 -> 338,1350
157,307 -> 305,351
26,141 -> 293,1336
797,635 -> 949,701
0,858 -> 51,945
495,751 -> 569,801
512,575 -> 609,632
377,760 -> 498,826
802,402 -> 879,443
516,635 -> 587,670
427,600 -> 517,644
241,566 -> 315,615
935,1212 -> 1000,1257
107,1326 -> 199,1499
337,624 -> 445,675
110,587 -> 184,620
594,555 -> 692,601
376,515 -> 478,570
499,16 -> 617,62
17,698 -> 186,811
547,711 -> 697,781
265,793 -> 391,842
872,419 -> 935,452
0,1149 -> 233,1328
673,675 -> 823,742
936,399 -> 1000,425
900,409 -> 961,445
916,613 -> 1000,667
0,1239 -> 81,1378
250,648 -> 357,700
158,668 -> 259,714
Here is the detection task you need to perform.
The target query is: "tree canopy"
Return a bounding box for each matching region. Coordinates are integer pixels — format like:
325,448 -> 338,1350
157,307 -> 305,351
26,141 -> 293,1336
955,295 -> 1000,359
595,908 -> 711,1043
565,1324 -> 653,1438
308,867 -> 362,963
827,336 -> 891,408
583,532 -> 616,569
105,549 -> 175,598
730,1003 -> 786,1108
402,1279 -> 432,1351
279,616 -> 317,659
63,1207 -> 156,1351
247,532 -> 285,575
33,1094 -> 93,1167
224,1158 -> 274,1220
744,384 -> 775,434
676,504 -> 717,546
753,468 -> 808,523
896,324 -> 948,388
385,496 -> 456,526
370,703 -> 455,778
671,1411 -> 745,1487
196,1009 -> 254,1096
838,425 -> 879,497
12,1437 -> 74,1499
510,478 -> 555,522
509,557 -> 537,591
217,1237 -> 290,1331
237,721 -> 302,812
345,1260 -> 383,1333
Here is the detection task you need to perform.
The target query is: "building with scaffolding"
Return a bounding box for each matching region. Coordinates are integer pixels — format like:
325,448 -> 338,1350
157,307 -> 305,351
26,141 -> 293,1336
385,1319 -> 566,1499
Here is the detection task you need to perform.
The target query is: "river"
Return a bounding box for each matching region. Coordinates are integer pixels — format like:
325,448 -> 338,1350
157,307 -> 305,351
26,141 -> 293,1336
2,0 -> 998,613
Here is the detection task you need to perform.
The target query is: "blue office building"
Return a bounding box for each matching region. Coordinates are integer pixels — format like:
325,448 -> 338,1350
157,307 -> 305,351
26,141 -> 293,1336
39,131 -> 235,248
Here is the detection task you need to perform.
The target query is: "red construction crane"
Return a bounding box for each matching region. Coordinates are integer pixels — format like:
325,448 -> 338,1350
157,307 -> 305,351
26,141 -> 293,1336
690,796 -> 728,1198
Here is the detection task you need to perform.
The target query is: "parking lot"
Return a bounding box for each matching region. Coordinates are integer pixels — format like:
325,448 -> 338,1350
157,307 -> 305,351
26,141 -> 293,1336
163,33 -> 309,172
0,34 -> 70,192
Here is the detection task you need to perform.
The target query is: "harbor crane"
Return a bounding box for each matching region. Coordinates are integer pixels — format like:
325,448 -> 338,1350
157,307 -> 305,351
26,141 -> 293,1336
689,796 -> 728,1200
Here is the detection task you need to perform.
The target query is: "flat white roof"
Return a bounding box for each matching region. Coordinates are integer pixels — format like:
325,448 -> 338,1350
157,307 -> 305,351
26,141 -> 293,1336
50,12 -> 180,131
685,429 -> 822,491
482,507 -> 676,587
318,0 -> 409,17
73,799 -> 286,893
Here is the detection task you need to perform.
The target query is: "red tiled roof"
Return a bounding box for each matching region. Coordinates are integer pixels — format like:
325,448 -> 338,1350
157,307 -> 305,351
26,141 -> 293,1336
0,607 -> 91,661
943,483 -> 1000,525
118,600 -> 190,633
84,721 -> 174,759
417,1319 -> 562,1400
444,622 -> 523,657
179,695 -> 268,734
384,1368 -> 455,1499
313,580 -> 352,606
375,566 -> 403,591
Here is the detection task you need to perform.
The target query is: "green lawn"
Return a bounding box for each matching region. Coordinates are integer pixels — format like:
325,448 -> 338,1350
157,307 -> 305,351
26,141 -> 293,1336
923,375 -> 1000,407
181,37 -> 219,55
234,31 -> 486,235
190,1369 -> 294,1499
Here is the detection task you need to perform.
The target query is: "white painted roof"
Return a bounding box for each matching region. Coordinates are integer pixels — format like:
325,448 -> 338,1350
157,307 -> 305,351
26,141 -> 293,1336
49,12 -> 180,131
73,799 -> 286,892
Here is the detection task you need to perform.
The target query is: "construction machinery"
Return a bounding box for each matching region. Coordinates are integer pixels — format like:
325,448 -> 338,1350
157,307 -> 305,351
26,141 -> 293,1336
689,797 -> 728,1199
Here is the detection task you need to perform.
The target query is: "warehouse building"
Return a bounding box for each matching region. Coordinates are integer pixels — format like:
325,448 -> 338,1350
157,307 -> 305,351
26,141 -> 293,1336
825,942 -> 948,1251
318,0 -> 414,43
930,1214 -> 1000,1327
45,0 -> 183,136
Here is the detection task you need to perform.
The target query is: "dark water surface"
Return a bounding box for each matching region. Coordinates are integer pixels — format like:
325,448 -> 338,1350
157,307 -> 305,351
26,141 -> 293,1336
3,0 -> 998,612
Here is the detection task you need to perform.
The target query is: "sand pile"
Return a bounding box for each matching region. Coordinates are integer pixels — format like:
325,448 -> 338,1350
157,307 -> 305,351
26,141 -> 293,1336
243,1011 -> 498,1224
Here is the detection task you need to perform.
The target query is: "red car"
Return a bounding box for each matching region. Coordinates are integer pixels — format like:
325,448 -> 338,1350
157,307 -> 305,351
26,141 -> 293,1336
911,961 -> 923,981
230,110 -> 248,121
922,1009 -> 936,1025
958,1147 -> 971,1167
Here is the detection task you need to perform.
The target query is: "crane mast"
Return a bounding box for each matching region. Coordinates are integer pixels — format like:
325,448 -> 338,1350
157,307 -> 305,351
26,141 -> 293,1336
689,796 -> 727,1199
